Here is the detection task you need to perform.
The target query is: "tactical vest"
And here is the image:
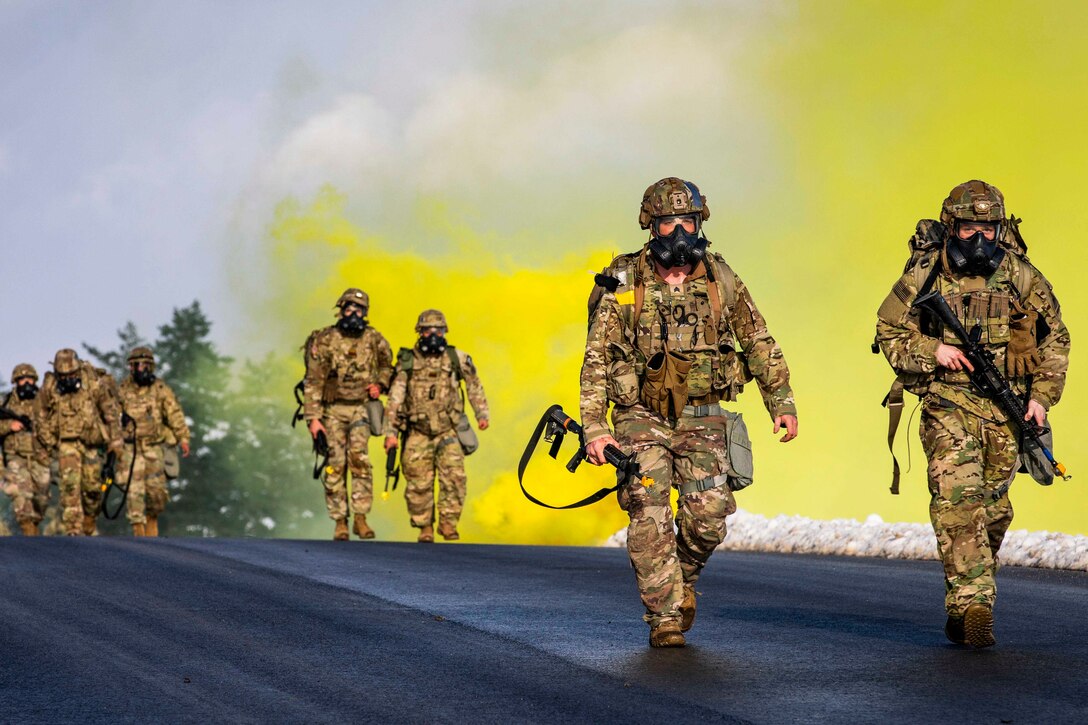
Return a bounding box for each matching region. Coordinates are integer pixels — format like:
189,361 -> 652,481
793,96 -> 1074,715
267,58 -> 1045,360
394,346 -> 464,436
317,328 -> 384,403
591,250 -> 749,405
41,362 -> 115,445
1,393 -> 36,458
119,380 -> 169,443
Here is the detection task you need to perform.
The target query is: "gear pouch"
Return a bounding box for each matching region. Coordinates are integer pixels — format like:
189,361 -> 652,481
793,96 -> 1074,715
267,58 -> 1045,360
1018,424 -> 1055,486
366,399 -> 385,437
454,412 -> 479,456
162,444 -> 181,480
725,411 -> 754,491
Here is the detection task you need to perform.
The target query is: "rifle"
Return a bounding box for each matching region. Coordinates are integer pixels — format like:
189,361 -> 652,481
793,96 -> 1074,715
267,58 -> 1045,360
311,430 -> 330,480
517,404 -> 652,509
382,434 -> 401,500
913,290 -> 1070,482
0,407 -> 33,433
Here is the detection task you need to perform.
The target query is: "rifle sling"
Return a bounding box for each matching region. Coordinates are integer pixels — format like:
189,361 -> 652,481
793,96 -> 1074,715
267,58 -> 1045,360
516,408 -> 621,510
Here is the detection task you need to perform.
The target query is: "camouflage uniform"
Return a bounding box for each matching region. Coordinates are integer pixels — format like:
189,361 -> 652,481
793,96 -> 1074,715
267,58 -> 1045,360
303,289 -> 394,531
1,365 -> 51,534
876,180 -> 1070,624
383,310 -> 489,539
581,178 -> 796,633
36,350 -> 123,536
117,347 -> 190,532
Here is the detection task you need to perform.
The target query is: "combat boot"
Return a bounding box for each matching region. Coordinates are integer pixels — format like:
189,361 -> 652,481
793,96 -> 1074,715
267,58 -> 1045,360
19,521 -> 38,537
679,585 -> 697,632
333,519 -> 349,541
649,620 -> 686,648
145,515 -> 159,537
417,525 -> 434,543
944,615 -> 966,645
438,522 -> 459,541
131,522 -> 146,537
353,516 -> 375,540
964,603 -> 996,648
82,514 -> 97,536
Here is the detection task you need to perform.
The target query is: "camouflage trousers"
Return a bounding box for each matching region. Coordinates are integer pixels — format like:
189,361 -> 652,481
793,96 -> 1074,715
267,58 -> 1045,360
57,441 -> 105,536
118,441 -> 168,525
320,402 -> 374,521
920,397 -> 1018,617
2,455 -> 50,525
402,428 -> 466,530
613,404 -> 737,628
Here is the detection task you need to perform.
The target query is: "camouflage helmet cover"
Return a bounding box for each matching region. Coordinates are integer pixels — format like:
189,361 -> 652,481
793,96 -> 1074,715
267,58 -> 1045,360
127,346 -> 155,366
53,348 -> 80,375
940,179 -> 1005,226
336,288 -> 370,311
11,363 -> 38,383
639,177 -> 710,230
415,309 -> 448,332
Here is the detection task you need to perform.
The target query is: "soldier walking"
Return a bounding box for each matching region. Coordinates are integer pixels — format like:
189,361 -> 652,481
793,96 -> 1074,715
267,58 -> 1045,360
116,347 -> 190,537
1,364 -> 51,535
580,178 -> 798,647
36,349 -> 123,536
875,180 -> 1070,647
383,310 -> 489,543
303,288 -> 394,540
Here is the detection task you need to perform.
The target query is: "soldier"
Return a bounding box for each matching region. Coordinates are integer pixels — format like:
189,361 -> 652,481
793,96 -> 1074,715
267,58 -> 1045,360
580,178 -> 798,648
116,347 -> 190,537
303,288 -> 394,541
1,364 -> 51,535
875,180 -> 1070,648
36,349 -> 123,536
383,310 -> 489,543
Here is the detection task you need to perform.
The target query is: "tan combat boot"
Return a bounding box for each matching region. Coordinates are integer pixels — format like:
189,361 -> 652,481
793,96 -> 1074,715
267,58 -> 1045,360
145,516 -> 159,537
132,522 -> 146,537
353,516 -> 375,540
964,603 -> 996,648
680,585 -> 697,632
649,620 -> 686,648
82,514 -> 98,536
417,525 -> 435,543
438,522 -> 459,541
19,521 -> 38,537
333,519 -> 349,541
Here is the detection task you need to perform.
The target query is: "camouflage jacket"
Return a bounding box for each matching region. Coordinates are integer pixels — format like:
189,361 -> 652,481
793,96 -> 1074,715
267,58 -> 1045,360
876,252 -> 1070,421
383,345 -> 489,437
118,378 -> 190,445
1,392 -> 45,461
302,325 -> 394,420
580,246 -> 796,443
37,363 -> 123,450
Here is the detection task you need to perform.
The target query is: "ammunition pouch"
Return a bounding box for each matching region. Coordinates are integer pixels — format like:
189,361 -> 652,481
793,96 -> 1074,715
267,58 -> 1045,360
640,350 -> 692,420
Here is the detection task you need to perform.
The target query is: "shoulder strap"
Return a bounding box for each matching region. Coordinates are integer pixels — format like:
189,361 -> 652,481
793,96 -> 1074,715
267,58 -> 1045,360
445,346 -> 462,381
703,255 -> 737,329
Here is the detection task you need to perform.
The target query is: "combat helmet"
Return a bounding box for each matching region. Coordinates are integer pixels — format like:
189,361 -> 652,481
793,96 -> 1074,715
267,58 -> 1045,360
639,177 -> 710,230
940,180 -> 1005,227
335,288 -> 370,312
127,346 -> 156,368
10,363 -> 38,383
415,309 -> 448,332
53,349 -> 80,375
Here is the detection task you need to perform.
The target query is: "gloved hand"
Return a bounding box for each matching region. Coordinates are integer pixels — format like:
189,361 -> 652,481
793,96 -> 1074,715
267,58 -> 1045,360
1007,304 -> 1041,377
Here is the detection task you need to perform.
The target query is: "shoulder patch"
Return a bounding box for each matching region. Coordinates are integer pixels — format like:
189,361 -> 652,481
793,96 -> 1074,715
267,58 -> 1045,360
893,279 -> 911,304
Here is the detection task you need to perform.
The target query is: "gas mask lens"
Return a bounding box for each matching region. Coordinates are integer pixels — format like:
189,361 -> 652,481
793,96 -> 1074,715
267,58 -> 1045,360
653,215 -> 699,238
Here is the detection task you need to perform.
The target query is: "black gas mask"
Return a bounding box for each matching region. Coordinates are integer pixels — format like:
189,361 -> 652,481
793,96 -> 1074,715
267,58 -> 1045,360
648,215 -> 708,269
132,367 -> 156,387
15,382 -> 38,400
946,221 -> 1005,278
56,374 -> 82,395
337,305 -> 368,336
418,333 -> 448,356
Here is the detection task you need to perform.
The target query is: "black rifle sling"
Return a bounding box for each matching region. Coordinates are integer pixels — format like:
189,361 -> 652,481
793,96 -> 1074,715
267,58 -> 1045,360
516,408 -> 621,510
102,416 -> 139,520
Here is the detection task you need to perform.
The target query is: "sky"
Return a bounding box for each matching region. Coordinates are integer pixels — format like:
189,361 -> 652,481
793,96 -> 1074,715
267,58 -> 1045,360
2,0 -> 1086,542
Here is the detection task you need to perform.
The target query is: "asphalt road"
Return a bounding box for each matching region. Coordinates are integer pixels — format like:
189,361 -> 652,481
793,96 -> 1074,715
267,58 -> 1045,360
1,538 -> 1085,724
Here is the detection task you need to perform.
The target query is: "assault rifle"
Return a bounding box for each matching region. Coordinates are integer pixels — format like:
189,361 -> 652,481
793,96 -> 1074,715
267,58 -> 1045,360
311,430 -> 330,480
913,290 -> 1070,481
517,404 -> 652,509
383,437 -> 401,500
0,407 -> 33,433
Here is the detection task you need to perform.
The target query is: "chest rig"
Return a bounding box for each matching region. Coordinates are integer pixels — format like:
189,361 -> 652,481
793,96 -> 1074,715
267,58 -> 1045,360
325,329 -> 378,402
396,346 -> 464,435
120,382 -> 164,442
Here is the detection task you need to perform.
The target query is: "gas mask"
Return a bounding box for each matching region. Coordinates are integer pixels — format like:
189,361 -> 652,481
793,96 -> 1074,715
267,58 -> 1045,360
418,333 -> 448,356
337,310 -> 368,336
946,222 -> 1005,277
15,382 -> 38,400
133,368 -> 156,387
56,375 -> 82,395
648,215 -> 708,269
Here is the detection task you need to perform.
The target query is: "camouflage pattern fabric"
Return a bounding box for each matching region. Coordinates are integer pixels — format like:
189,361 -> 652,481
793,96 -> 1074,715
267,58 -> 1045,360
401,430 -> 466,530
614,405 -> 737,626
117,377 -> 190,525
384,344 -> 488,531
876,238 -> 1070,618
56,440 -> 103,535
920,398 -> 1016,616
1,392 -> 49,525
319,402 -> 375,520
